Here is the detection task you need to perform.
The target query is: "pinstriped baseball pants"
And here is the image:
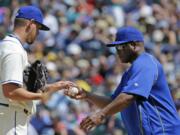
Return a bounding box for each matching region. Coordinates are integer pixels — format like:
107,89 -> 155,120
0,106 -> 30,135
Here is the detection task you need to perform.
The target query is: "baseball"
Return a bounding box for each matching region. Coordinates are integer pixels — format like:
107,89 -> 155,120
69,87 -> 79,96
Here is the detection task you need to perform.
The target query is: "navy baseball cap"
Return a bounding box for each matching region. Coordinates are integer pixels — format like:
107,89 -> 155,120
107,26 -> 144,47
15,6 -> 49,31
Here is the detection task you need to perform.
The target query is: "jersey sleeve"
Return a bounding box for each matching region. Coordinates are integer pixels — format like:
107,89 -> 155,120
1,53 -> 24,86
121,62 -> 157,99
111,83 -> 121,100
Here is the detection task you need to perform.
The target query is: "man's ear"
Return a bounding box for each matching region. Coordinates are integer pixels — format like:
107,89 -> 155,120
129,43 -> 136,51
25,20 -> 33,33
132,42 -> 136,49
25,23 -> 30,33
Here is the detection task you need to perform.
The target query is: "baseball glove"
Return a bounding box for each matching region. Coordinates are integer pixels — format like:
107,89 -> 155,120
23,60 -> 48,93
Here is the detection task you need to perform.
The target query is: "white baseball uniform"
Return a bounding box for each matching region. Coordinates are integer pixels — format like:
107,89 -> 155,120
0,35 -> 35,135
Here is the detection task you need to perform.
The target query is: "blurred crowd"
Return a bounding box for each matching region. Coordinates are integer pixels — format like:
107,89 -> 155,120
0,0 -> 180,134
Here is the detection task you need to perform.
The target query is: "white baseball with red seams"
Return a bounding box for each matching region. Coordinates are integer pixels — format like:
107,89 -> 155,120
69,87 -> 79,96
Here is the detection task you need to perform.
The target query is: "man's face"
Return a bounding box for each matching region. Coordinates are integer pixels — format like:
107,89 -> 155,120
115,42 -> 136,63
26,21 -> 40,44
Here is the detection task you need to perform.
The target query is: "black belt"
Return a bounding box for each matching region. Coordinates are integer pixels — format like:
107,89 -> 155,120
0,102 -> 9,107
0,102 -> 30,115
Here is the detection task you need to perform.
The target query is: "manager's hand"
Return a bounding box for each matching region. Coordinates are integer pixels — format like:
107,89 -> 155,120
80,111 -> 106,132
64,87 -> 88,100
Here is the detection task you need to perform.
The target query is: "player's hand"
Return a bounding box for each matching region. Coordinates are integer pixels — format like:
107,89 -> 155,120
41,81 -> 77,102
45,81 -> 77,92
56,81 -> 77,90
80,111 -> 105,132
64,87 -> 88,100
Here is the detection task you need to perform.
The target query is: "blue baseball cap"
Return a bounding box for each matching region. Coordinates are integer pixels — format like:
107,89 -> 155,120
15,6 -> 49,31
107,26 -> 144,47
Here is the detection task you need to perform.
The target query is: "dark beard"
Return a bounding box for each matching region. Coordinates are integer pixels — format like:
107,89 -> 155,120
128,51 -> 138,63
119,51 -> 138,63
27,40 -> 33,44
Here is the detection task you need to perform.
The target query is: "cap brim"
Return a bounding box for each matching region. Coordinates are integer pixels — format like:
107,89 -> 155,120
39,23 -> 50,31
15,17 -> 50,31
106,41 -> 128,47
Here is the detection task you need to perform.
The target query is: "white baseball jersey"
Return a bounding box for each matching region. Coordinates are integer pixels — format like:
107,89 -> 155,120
0,35 -> 34,134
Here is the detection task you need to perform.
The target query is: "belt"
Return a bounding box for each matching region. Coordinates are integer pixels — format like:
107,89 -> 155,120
0,102 -> 30,115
